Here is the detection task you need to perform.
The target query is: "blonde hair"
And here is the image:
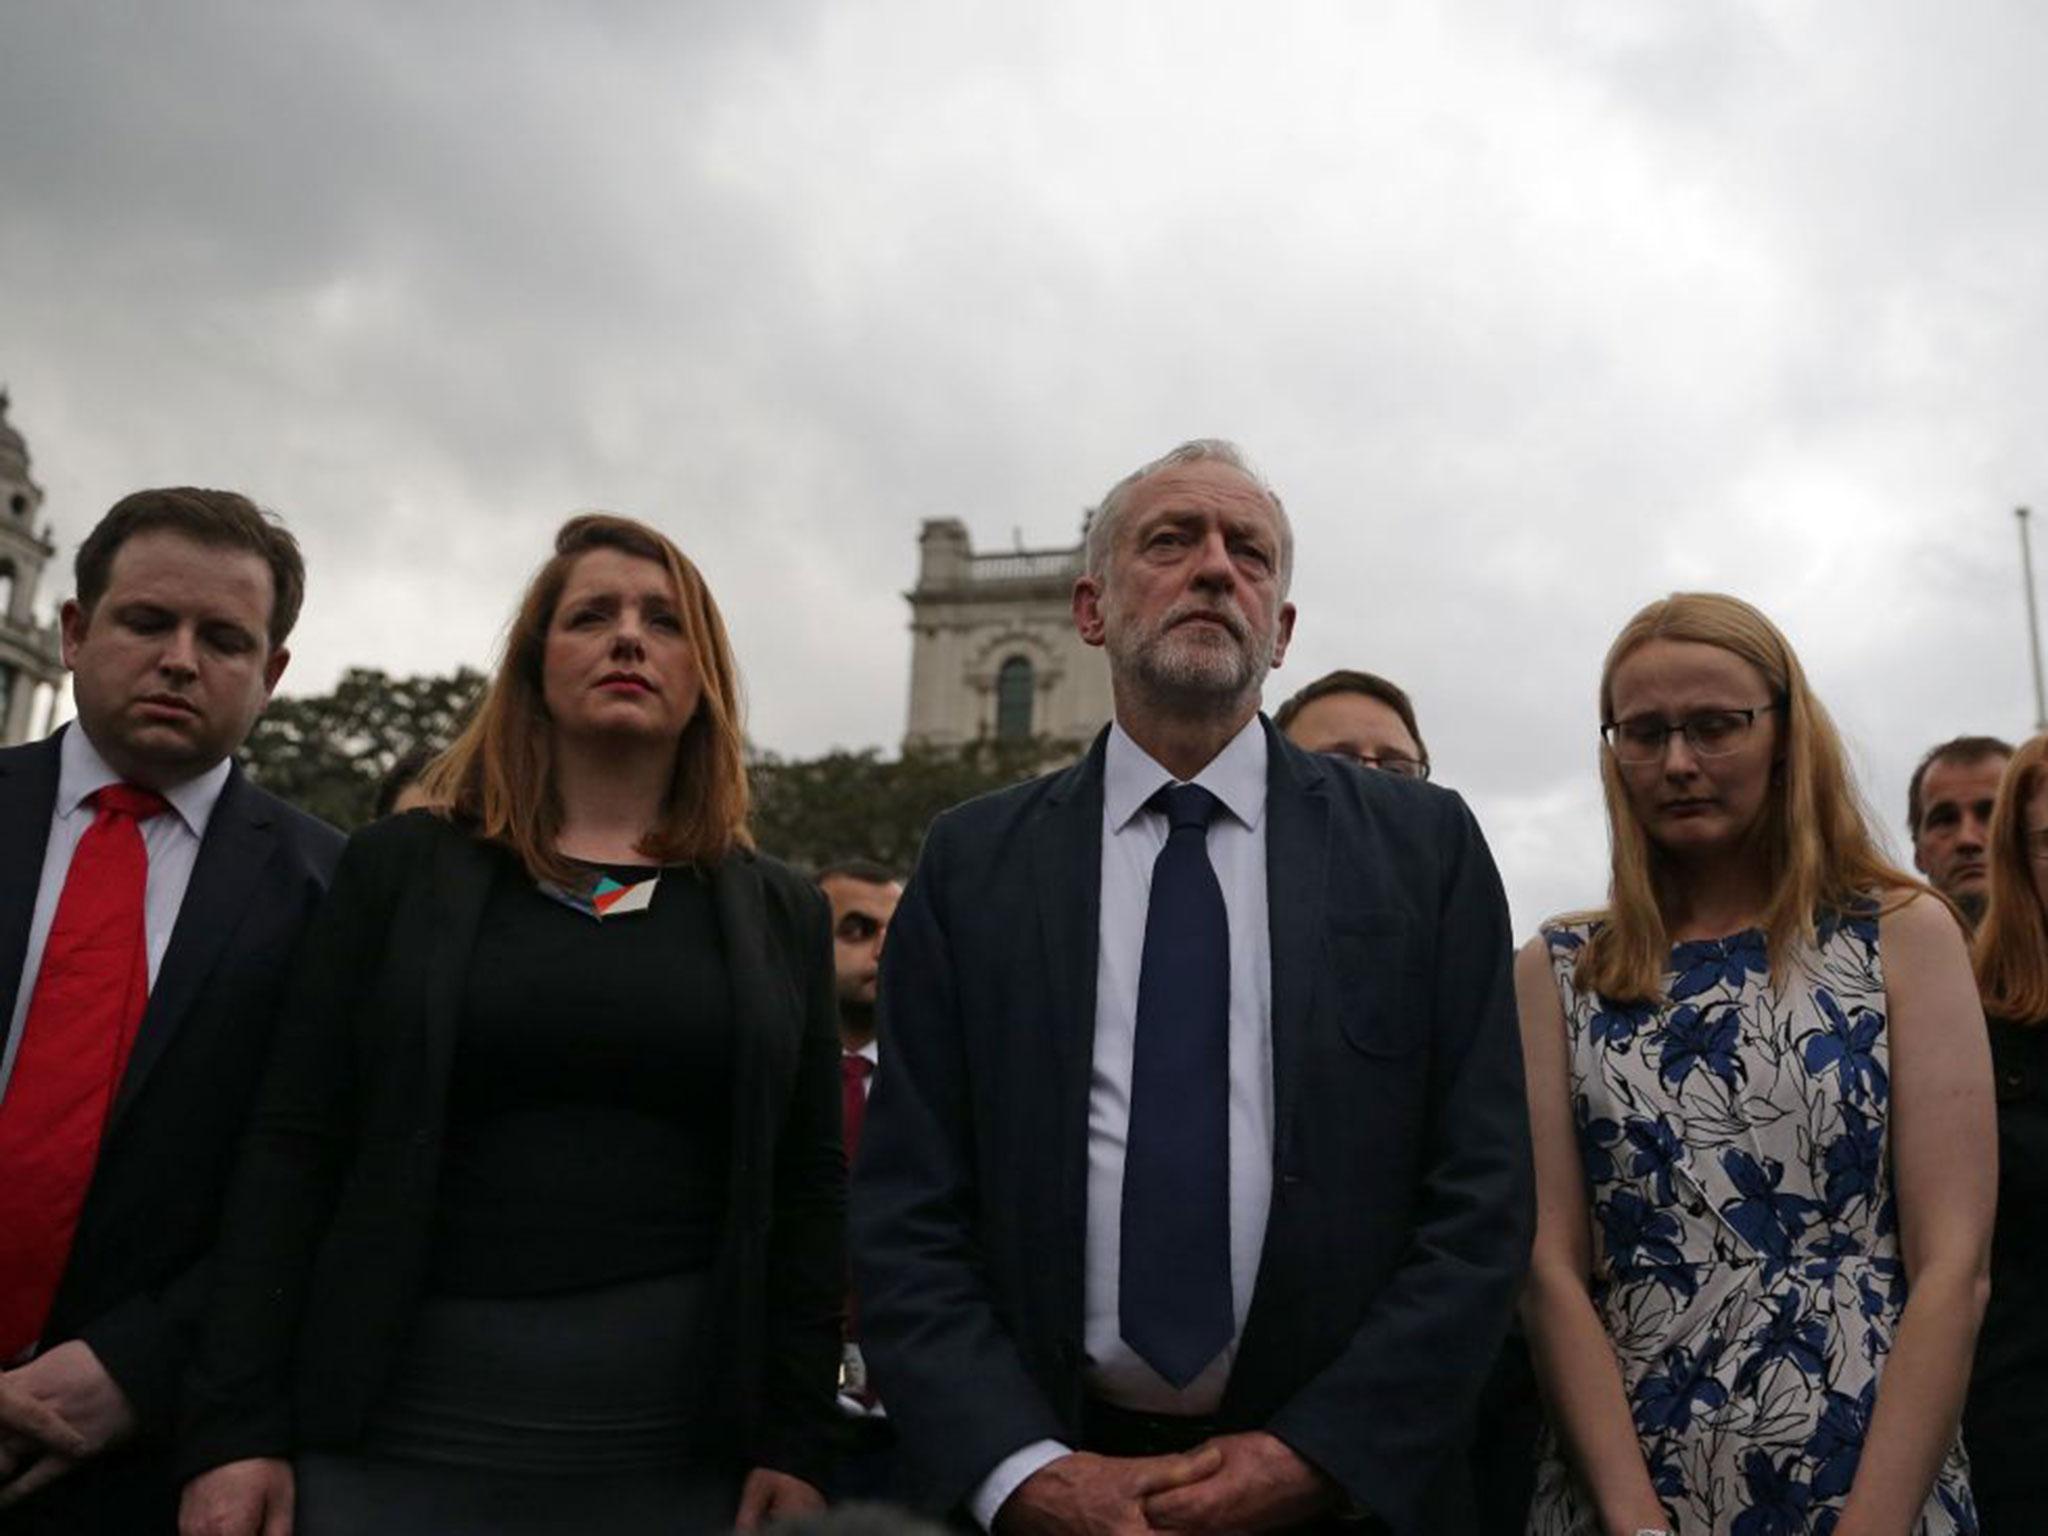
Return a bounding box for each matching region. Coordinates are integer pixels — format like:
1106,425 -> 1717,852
420,513 -> 752,885
1575,592 -> 1919,1002
1973,734 -> 2048,1023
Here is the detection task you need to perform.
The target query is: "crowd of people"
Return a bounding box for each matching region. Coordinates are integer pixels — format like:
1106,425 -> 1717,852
0,444 -> 2039,1535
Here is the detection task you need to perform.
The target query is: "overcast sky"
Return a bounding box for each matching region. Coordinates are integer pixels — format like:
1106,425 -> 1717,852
4,1 -> 2045,933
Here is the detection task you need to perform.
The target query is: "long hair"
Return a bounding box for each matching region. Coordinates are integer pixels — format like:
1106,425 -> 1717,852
420,513 -> 752,884
1973,734 -> 2048,1023
1575,592 -> 1919,1002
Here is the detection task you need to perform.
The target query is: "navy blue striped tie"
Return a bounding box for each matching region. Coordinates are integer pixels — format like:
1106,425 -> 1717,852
1120,782 -> 1233,1388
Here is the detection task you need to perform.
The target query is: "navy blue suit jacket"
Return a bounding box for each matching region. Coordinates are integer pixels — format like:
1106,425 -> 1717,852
851,720 -> 1533,1534
0,728 -> 343,1530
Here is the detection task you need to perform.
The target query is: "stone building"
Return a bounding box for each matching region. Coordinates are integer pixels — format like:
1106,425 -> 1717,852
0,392 -> 65,745
902,518 -> 1112,750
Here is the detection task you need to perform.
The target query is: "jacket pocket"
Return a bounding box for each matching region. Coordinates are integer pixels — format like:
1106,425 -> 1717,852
1327,912 -> 1420,1057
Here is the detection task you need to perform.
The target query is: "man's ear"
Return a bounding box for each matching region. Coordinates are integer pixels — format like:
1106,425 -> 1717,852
58,599 -> 88,670
1072,576 -> 1107,648
1269,602 -> 1297,670
260,645 -> 291,702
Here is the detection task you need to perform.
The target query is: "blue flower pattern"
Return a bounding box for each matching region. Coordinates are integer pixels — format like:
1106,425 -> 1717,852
1527,912 -> 1977,1534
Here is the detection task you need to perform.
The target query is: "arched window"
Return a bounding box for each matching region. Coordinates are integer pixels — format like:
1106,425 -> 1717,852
0,666 -> 15,734
0,562 -> 14,618
995,655 -> 1034,742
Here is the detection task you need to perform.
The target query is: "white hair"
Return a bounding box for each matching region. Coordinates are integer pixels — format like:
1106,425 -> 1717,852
1082,438 -> 1293,589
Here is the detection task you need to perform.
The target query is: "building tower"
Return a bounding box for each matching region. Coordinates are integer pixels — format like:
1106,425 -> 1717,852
0,391 -> 66,745
902,518 -> 1112,750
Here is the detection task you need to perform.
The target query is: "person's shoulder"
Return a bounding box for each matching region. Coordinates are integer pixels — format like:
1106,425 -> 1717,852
1872,884 -> 1968,956
1538,911 -> 1603,946
921,742 -> 1102,854
0,730 -> 63,789
322,805 -> 476,889
728,847 -> 836,956
746,846 -> 828,911
0,733 -> 60,770
229,772 -> 347,861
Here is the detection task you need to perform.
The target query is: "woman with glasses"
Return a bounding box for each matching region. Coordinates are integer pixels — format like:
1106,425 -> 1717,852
1964,734 -> 2048,1530
1518,592 -> 1992,1535
177,515 -> 840,1536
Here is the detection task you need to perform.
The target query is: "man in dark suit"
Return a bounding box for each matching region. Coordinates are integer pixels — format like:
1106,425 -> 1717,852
0,488 -> 343,1531
853,441 -> 1532,1536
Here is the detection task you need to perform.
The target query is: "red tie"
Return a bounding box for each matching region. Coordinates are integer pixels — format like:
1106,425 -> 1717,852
839,1051 -> 875,1367
0,783 -> 169,1359
840,1052 -> 873,1170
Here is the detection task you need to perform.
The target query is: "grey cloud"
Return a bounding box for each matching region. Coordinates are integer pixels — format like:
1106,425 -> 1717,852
5,0 -> 2045,933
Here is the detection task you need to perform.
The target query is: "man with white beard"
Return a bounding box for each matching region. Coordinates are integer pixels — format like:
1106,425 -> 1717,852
853,440 -> 1531,1536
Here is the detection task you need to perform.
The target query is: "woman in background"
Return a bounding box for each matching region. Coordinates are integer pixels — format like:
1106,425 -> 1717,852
178,514 -> 841,1535
1517,592 -> 1992,1534
1964,733 -> 2048,1531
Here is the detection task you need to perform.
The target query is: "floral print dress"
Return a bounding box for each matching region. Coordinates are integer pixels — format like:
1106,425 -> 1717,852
1527,910 -> 1977,1535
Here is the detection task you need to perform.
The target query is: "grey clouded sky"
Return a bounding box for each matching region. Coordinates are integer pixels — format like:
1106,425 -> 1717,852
4,0 -> 2045,933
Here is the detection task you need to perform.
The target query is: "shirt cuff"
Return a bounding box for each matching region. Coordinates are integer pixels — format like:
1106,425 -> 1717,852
970,1439 -> 1071,1530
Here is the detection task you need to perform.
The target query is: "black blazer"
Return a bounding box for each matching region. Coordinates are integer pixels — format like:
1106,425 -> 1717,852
1963,1016 -> 2048,1519
851,721 -> 1534,1535
0,729 -> 343,1528
177,810 -> 845,1489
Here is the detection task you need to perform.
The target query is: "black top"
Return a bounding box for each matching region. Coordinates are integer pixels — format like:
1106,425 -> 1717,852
429,861 -> 735,1296
179,814 -> 844,1490
1965,1015 -> 2048,1498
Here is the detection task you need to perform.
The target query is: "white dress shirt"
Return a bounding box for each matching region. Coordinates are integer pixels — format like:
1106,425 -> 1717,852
974,716 -> 1275,1527
0,726 -> 230,1105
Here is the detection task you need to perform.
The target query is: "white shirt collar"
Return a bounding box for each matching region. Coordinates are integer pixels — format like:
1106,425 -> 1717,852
848,1038 -> 879,1066
1104,714 -> 1268,835
58,722 -> 232,841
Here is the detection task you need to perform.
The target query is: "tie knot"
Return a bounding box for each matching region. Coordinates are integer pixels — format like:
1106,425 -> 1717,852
842,1053 -> 874,1083
1150,782 -> 1222,834
92,784 -> 171,823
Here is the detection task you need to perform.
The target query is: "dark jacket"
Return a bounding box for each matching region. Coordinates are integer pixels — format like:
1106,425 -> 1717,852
1964,1015 -> 2048,1522
851,721 -> 1534,1535
178,810 -> 845,1488
0,730 -> 343,1531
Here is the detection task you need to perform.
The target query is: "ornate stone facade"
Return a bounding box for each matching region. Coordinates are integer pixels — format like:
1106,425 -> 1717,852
902,519 -> 1112,750
0,392 -> 65,745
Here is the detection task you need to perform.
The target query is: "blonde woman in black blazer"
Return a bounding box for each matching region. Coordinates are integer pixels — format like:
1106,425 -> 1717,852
178,515 -> 842,1536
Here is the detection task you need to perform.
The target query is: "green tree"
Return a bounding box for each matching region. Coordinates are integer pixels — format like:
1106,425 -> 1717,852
749,737 -> 1082,874
240,666 -> 485,830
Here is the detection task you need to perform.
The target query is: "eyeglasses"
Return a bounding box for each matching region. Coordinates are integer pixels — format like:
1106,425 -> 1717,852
1600,704 -> 1782,765
1320,749 -> 1430,781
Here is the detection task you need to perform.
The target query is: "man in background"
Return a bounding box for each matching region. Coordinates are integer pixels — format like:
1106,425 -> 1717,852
1279,664 -> 1540,1534
1274,670 -> 1429,781
817,858 -> 904,1502
1909,735 -> 2013,926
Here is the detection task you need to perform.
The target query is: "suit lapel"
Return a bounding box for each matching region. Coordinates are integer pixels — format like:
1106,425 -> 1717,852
110,768 -> 276,1125
1224,725 -> 1331,1416
711,852 -> 775,1404
1032,733 -> 1107,1090
1030,733 -> 1106,1361
0,736 -> 62,1027
1261,722 -> 1332,1172
714,853 -> 775,1136
416,830 -> 501,1109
